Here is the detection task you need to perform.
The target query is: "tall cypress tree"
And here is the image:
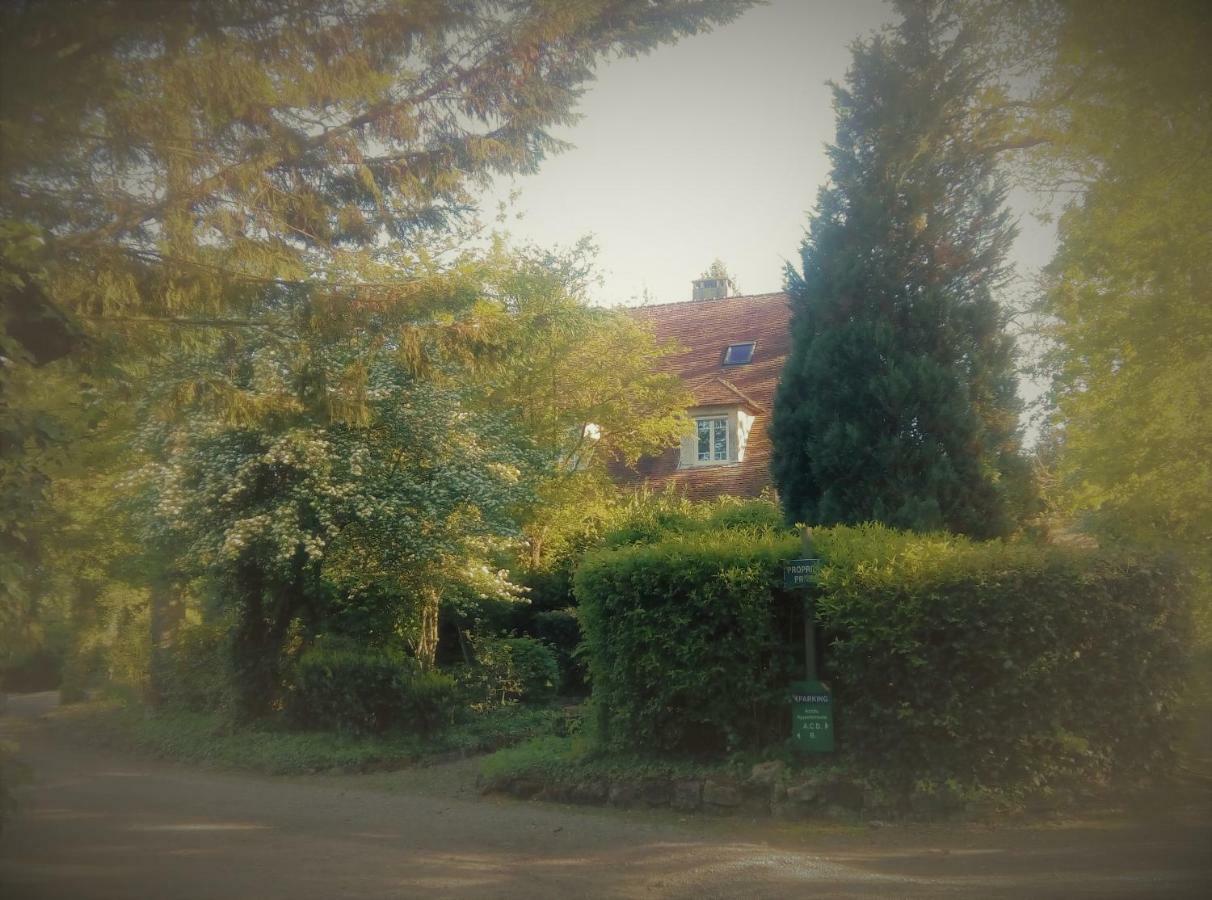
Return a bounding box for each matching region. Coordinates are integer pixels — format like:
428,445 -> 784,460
770,0 -> 1026,538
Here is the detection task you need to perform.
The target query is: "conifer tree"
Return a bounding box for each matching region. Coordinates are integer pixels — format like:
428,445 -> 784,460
770,0 -> 1026,538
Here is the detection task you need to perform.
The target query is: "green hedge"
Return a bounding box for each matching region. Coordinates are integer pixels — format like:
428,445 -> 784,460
286,645 -> 458,735
810,525 -> 1190,786
600,495 -> 782,550
576,532 -> 801,755
575,524 -> 1190,789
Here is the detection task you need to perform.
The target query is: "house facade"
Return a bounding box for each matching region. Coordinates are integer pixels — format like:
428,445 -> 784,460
611,280 -> 792,500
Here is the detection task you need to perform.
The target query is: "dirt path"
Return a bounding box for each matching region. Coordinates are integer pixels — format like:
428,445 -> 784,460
2,692 -> 1210,899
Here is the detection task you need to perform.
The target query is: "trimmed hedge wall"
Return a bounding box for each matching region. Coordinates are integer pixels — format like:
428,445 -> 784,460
811,526 -> 1189,786
575,525 -> 1190,789
576,532 -> 801,755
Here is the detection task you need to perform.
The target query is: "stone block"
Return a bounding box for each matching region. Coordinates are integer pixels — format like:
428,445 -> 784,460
639,777 -> 673,807
748,760 -> 786,786
671,779 -> 703,812
785,780 -> 820,804
703,777 -> 742,810
568,779 -> 609,806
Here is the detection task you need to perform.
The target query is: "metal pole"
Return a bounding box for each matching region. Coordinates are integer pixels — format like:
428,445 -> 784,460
801,526 -> 816,680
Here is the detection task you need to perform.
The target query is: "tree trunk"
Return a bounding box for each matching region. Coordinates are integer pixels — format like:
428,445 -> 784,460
416,588 -> 440,670
145,569 -> 184,708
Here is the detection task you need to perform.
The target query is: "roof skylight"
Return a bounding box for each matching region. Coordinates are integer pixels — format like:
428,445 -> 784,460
723,342 -> 755,365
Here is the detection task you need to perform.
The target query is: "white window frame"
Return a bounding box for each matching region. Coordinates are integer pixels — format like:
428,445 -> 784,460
696,415 -> 729,463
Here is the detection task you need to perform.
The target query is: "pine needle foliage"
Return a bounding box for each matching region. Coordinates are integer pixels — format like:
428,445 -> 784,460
770,0 -> 1027,538
1,0 -> 755,349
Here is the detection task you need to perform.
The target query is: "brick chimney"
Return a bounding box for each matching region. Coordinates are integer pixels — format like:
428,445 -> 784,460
691,275 -> 733,301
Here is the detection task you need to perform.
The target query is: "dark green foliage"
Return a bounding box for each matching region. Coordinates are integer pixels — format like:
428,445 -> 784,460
501,637 -> 561,705
530,608 -> 586,693
810,525 -> 1190,787
771,3 -> 1027,538
286,645 -> 458,736
464,636 -> 561,707
0,646 -> 62,692
160,619 -> 236,716
575,533 -> 801,755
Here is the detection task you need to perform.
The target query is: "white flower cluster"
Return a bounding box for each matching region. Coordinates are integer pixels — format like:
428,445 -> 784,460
133,461 -> 190,531
261,430 -> 333,470
221,513 -> 272,558
348,446 -> 370,478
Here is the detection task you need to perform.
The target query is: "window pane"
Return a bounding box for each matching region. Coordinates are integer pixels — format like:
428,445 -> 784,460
697,419 -> 711,461
724,342 -> 755,365
712,417 -> 727,460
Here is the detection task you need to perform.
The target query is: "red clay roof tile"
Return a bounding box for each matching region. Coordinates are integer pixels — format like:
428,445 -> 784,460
611,292 -> 792,500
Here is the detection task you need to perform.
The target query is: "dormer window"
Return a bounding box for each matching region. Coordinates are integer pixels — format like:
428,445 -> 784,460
680,406 -> 754,469
723,342 -> 755,365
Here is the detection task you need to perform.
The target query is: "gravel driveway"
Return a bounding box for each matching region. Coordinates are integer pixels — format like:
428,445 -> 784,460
3,692 -> 1210,899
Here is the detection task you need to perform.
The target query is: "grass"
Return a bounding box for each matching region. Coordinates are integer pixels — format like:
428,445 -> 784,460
56,699 -> 565,776
479,734 -> 720,785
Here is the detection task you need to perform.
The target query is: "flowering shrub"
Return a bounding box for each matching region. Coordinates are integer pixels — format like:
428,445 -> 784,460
137,338 -> 541,714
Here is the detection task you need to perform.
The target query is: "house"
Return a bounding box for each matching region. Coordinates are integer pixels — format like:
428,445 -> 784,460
611,278 -> 792,500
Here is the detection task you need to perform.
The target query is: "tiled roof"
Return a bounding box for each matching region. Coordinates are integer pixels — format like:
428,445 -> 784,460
685,376 -> 765,414
612,291 -> 792,500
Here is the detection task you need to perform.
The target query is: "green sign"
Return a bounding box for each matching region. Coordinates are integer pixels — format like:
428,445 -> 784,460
790,679 -> 834,752
784,558 -> 822,588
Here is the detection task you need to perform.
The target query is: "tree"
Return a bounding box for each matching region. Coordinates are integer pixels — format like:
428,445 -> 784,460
770,0 -> 1027,538
969,0 -> 1211,631
136,242 -> 690,712
0,0 -> 755,344
139,271 -> 540,711
479,242 -> 690,568
1,0 -> 754,697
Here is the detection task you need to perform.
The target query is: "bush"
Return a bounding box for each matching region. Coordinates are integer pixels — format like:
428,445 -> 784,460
575,532 -> 801,755
464,636 -> 560,708
161,619 -> 236,715
600,494 -> 783,551
701,496 -> 784,532
286,645 -> 458,735
0,739 -> 28,837
575,524 -> 1191,791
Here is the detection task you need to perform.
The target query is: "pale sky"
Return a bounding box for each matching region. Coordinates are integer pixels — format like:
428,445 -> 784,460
481,0 -> 1055,309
